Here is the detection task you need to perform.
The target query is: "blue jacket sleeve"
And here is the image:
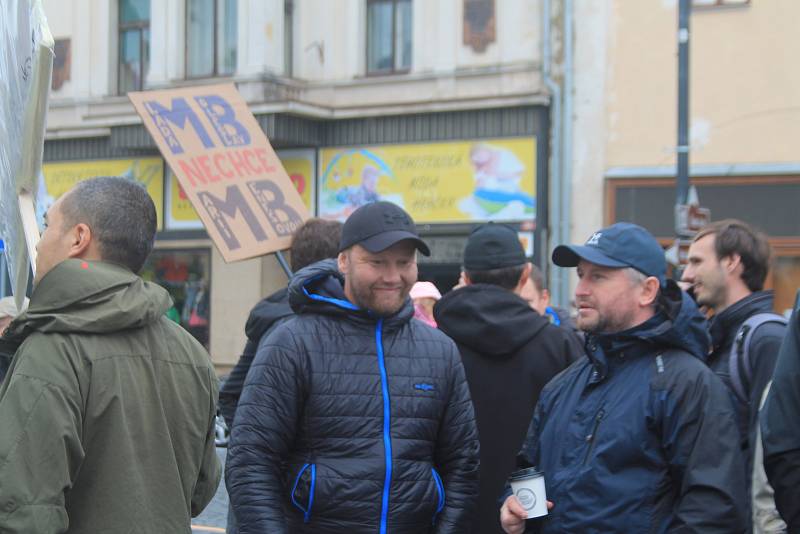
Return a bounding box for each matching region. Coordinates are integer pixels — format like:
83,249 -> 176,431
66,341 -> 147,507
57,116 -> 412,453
657,360 -> 748,533
225,325 -> 307,534
433,343 -> 480,534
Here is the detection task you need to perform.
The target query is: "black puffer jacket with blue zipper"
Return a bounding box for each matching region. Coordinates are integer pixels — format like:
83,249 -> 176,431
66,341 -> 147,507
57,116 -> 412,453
225,260 -> 480,534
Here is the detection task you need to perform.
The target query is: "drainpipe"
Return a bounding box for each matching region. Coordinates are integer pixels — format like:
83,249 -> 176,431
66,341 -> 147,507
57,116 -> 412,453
542,0 -> 563,305
559,0 -> 574,307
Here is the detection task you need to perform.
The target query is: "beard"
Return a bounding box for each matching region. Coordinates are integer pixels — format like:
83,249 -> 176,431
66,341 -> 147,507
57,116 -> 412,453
348,280 -> 411,317
576,303 -> 637,334
695,280 -> 727,310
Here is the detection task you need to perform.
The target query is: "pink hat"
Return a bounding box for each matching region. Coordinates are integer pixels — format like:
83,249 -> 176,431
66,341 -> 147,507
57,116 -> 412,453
410,281 -> 442,301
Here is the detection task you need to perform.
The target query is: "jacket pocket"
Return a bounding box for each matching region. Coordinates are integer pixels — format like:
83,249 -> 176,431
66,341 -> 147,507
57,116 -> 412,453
583,407 -> 606,465
290,463 -> 316,523
431,467 -> 446,525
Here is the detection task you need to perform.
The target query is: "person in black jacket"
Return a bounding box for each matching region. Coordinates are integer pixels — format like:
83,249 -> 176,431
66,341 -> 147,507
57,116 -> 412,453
226,201 -> 480,534
681,219 -> 786,528
761,299 -> 800,530
521,263 -> 584,346
218,218 -> 342,534
434,222 -> 582,534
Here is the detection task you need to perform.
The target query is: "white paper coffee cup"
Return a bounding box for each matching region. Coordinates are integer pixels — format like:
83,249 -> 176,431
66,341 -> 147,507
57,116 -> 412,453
509,468 -> 547,519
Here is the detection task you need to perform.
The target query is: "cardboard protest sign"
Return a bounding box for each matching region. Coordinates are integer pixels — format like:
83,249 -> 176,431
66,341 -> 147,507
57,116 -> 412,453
129,84 -> 309,262
0,0 -> 54,307
166,148 -> 315,230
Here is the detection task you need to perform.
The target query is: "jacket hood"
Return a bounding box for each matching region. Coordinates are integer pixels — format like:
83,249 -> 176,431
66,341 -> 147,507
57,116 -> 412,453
434,284 -> 551,357
244,287 -> 293,342
4,259 -> 172,342
287,259 -> 414,326
590,279 -> 711,367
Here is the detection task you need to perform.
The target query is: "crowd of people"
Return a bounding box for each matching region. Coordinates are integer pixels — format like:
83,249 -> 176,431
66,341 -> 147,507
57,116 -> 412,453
0,176 -> 799,534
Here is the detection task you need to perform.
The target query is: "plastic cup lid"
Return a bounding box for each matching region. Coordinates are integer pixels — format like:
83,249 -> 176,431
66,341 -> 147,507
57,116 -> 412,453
509,467 -> 544,481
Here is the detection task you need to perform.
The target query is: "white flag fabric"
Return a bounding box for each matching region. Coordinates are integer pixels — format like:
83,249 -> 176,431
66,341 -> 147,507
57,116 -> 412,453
0,0 -> 54,307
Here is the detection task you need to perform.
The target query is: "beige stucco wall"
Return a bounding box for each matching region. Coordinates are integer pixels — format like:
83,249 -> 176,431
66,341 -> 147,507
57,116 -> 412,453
210,250 -> 290,374
571,0 -> 612,245
606,0 -> 800,168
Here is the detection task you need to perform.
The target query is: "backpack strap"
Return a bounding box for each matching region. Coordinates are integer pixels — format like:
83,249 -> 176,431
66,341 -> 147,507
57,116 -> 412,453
728,312 -> 788,404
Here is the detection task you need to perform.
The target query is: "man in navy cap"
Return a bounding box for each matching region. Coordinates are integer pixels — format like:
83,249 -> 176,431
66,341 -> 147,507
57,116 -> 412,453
227,201 -> 479,534
500,222 -> 747,533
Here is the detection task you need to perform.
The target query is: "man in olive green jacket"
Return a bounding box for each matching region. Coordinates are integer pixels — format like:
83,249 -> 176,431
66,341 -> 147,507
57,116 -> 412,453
0,177 -> 220,533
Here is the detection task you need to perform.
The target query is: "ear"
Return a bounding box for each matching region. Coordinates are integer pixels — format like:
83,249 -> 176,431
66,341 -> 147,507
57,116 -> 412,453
66,223 -> 94,259
516,263 -> 532,293
460,271 -> 471,286
722,253 -> 743,275
639,276 -> 661,308
541,288 -> 551,307
337,251 -> 349,275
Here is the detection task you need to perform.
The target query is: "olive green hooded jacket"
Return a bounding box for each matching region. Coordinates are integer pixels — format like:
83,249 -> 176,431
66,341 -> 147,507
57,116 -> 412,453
0,259 -> 220,533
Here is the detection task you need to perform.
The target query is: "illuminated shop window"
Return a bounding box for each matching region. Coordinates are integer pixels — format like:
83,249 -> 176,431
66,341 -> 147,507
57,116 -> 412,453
141,249 -> 211,349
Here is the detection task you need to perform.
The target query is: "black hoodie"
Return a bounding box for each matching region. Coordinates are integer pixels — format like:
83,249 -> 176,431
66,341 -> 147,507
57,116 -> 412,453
218,287 -> 293,428
434,284 -> 583,534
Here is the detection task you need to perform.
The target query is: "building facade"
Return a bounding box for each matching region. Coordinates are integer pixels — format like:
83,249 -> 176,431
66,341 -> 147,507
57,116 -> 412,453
573,0 -> 800,315
41,0 -> 554,370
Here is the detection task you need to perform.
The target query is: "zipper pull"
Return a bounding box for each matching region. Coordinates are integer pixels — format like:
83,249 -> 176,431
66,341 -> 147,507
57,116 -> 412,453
585,409 -> 605,442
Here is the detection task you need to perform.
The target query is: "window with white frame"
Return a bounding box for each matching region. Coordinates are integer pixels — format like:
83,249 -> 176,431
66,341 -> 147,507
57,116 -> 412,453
186,0 -> 238,78
118,0 -> 150,93
366,0 -> 412,75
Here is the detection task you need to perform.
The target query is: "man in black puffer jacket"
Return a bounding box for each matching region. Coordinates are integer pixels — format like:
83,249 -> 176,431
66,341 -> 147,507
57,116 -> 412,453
226,201 -> 480,534
434,223 -> 582,534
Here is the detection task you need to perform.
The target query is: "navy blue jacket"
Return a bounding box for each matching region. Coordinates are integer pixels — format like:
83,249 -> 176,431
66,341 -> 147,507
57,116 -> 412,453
516,281 -> 747,533
225,260 -> 480,533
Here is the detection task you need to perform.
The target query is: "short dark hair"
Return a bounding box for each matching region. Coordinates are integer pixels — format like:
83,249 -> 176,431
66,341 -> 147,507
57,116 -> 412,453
59,176 -> 157,273
529,263 -> 546,293
465,264 -> 525,290
694,219 -> 771,291
290,218 -> 343,271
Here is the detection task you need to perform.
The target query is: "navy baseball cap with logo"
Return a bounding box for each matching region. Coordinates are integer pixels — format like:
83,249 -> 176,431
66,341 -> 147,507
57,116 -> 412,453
339,201 -> 431,256
552,222 -> 666,286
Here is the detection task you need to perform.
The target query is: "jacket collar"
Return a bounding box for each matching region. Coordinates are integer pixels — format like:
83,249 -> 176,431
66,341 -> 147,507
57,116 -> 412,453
288,259 -> 414,329
586,313 -> 666,381
710,290 -> 774,351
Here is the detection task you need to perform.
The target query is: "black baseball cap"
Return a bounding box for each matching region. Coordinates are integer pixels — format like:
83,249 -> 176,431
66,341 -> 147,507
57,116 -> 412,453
552,222 -> 666,286
463,222 -> 526,271
339,201 -> 430,256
